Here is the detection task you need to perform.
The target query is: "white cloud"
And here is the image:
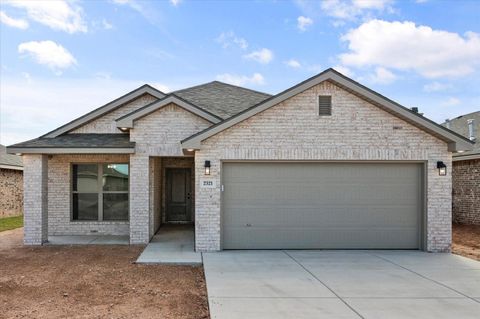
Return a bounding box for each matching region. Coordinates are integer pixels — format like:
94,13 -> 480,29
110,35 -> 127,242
369,67 -> 397,84
339,20 -> 480,78
102,19 -> 113,30
297,16 -> 313,31
243,48 -> 274,64
169,0 -> 182,6
150,83 -> 170,93
0,11 -> 29,29
423,82 -> 452,92
0,77 -> 177,145
18,41 -> 77,74
216,73 -> 265,86
285,59 -> 301,68
4,0 -> 87,33
319,0 -> 393,21
216,31 -> 248,50
442,97 -> 461,107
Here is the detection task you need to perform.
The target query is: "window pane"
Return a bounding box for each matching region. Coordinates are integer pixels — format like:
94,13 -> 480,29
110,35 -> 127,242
103,164 -> 129,191
73,164 -> 98,192
103,193 -> 129,221
73,193 -> 98,220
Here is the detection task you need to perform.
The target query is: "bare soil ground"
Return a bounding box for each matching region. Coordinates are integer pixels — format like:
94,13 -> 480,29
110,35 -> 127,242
452,223 -> 480,261
0,228 -> 209,319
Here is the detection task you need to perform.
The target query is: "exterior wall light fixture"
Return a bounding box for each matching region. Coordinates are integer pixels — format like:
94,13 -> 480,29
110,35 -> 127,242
437,161 -> 447,176
204,160 -> 211,175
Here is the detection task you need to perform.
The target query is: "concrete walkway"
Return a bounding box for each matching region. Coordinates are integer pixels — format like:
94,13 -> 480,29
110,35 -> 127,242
48,235 -> 129,245
136,224 -> 202,265
203,250 -> 480,319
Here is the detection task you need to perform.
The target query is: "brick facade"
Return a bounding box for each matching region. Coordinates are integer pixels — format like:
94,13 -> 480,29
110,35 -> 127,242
48,154 -> 130,236
21,81 -> 454,252
195,81 -> 452,252
0,168 -> 23,217
128,103 -> 211,244
23,155 -> 48,245
452,159 -> 480,224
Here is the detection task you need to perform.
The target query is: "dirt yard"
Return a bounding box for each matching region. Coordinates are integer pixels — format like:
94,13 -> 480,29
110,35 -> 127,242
452,223 -> 480,261
0,228 -> 209,319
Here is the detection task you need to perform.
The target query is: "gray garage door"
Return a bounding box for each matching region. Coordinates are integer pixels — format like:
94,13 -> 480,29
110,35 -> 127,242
222,162 -> 423,249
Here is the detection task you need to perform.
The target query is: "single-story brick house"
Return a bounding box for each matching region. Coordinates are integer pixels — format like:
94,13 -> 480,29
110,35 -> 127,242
443,111 -> 479,225
7,69 -> 473,251
0,144 -> 23,217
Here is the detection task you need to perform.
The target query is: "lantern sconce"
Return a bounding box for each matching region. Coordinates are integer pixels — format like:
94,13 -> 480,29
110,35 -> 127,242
436,161 -> 447,176
204,160 -> 211,175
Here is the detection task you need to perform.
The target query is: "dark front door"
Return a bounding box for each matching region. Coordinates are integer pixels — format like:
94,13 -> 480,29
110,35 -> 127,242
166,168 -> 192,222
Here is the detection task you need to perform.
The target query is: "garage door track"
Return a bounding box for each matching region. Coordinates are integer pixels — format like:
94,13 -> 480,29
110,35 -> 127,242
203,250 -> 480,319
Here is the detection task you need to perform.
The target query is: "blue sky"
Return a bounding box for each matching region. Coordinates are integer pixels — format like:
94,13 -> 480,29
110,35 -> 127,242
1,0 -> 480,145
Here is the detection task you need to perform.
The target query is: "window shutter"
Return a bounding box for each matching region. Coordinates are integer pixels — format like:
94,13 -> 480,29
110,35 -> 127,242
318,96 -> 332,116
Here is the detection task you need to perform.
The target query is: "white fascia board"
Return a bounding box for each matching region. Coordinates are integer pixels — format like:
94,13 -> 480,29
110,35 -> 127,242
0,164 -> 23,170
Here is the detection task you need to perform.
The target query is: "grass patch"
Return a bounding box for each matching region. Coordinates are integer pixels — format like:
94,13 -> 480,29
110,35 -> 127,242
0,215 -> 23,232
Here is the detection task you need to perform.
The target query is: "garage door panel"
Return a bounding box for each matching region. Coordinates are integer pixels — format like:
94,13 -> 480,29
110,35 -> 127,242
224,207 -> 417,228
222,162 -> 422,249
223,227 -> 419,249
225,183 -> 419,206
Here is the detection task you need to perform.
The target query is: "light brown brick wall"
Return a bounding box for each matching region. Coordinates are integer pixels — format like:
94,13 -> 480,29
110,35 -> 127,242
0,168 -> 23,217
195,81 -> 452,252
452,159 -> 480,225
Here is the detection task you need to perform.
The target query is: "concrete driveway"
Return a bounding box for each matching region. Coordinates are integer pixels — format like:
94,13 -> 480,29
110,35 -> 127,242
203,251 -> 480,319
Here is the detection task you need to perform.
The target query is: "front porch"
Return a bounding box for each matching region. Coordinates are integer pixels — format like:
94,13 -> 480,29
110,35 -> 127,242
136,224 -> 201,264
22,154 -> 197,249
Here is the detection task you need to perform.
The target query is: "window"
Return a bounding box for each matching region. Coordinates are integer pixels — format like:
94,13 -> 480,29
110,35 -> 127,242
72,163 -> 129,221
318,95 -> 332,116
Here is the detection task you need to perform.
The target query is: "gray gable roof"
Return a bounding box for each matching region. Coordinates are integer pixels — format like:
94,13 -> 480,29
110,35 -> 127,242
173,81 -> 272,119
0,145 -> 23,169
443,110 -> 480,159
182,68 -> 474,153
8,134 -> 134,154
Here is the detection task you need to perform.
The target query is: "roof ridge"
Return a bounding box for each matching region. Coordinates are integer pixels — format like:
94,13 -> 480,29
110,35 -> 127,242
210,80 -> 272,96
173,80 -> 272,97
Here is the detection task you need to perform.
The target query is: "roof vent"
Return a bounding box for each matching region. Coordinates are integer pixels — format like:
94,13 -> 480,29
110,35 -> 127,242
410,107 -> 424,116
318,96 -> 332,116
445,119 -> 451,129
468,119 -> 476,141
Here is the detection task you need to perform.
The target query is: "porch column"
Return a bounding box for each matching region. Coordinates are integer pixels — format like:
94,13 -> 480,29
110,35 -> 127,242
23,154 -> 48,245
129,154 -> 150,244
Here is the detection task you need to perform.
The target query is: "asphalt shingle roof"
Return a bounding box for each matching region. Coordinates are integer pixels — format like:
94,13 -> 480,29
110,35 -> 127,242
9,134 -> 134,149
0,145 -> 23,167
443,110 -> 480,157
173,81 -> 272,119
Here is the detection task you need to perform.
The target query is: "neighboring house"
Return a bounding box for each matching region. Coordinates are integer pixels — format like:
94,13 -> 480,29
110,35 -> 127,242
7,69 -> 473,251
0,145 -> 23,217
443,111 -> 480,225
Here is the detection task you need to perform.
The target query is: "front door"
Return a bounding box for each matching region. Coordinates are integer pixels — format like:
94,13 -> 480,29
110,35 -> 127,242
166,168 -> 192,222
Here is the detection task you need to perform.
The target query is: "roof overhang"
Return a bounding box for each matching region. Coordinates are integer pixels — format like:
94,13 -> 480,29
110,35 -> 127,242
116,94 -> 222,129
7,147 -> 135,154
181,68 -> 474,153
453,152 -> 480,161
42,85 -> 166,138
